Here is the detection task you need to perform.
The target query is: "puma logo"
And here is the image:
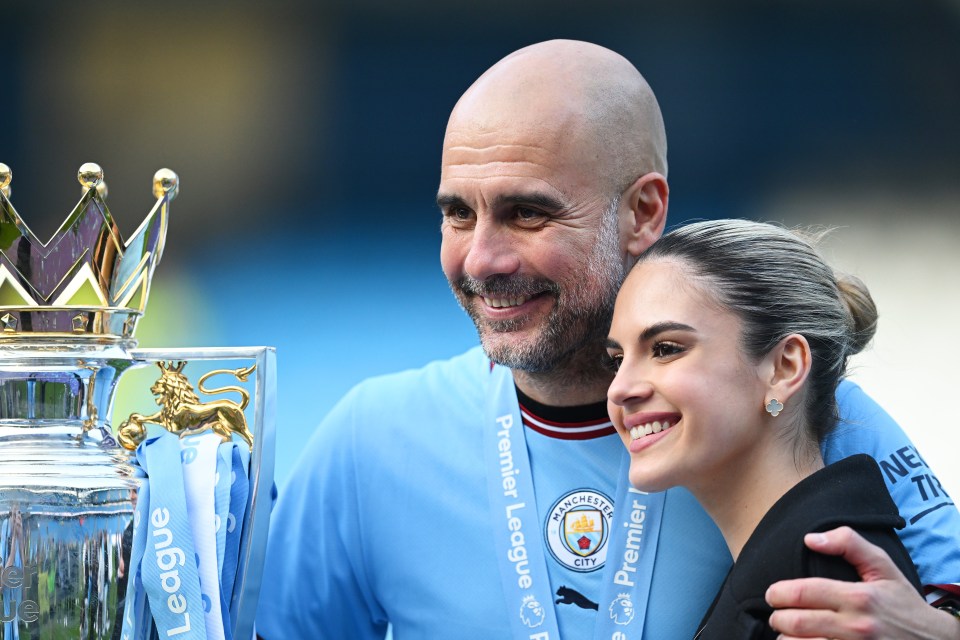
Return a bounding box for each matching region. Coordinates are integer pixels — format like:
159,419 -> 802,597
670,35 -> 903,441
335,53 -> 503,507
555,585 -> 599,610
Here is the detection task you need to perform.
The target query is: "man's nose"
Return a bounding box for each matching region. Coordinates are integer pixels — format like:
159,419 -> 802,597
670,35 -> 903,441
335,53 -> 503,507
463,219 -> 521,280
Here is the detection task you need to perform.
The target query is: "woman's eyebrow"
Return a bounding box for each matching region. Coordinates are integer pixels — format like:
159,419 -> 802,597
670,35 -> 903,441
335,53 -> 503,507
639,321 -> 696,343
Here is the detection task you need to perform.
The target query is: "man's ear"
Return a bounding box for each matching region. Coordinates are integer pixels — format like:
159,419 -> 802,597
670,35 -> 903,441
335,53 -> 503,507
763,333 -> 812,411
620,172 -> 669,259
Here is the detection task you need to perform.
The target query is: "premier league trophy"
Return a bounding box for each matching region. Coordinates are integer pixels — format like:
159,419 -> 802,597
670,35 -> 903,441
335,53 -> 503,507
0,163 -> 276,639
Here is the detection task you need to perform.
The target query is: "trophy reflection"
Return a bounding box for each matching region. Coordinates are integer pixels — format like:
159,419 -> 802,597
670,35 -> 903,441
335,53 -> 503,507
0,163 -> 275,640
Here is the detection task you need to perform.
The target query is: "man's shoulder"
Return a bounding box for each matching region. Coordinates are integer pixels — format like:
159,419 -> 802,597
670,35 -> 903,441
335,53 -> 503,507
352,345 -> 487,394
297,346 -> 489,472
826,379 -> 907,460
331,346 -> 489,421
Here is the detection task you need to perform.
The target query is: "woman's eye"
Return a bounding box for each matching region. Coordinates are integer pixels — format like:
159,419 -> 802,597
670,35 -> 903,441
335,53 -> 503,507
652,342 -> 684,358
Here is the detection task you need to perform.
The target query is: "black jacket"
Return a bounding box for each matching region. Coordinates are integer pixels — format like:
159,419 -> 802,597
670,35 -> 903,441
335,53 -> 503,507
695,454 -> 921,639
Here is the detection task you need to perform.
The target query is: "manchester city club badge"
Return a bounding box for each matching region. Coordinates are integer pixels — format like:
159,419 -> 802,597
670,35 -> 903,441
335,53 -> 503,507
544,489 -> 613,572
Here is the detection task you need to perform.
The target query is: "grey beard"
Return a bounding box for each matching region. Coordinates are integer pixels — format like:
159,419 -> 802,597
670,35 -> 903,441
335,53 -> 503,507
448,195 -> 625,374
451,254 -> 622,374
454,286 -> 616,373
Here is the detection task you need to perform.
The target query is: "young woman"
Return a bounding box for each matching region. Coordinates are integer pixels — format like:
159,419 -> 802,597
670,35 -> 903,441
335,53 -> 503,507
605,219 -> 921,639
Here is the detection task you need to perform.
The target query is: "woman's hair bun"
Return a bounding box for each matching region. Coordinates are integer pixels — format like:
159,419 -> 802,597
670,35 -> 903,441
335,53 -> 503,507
836,271 -> 878,355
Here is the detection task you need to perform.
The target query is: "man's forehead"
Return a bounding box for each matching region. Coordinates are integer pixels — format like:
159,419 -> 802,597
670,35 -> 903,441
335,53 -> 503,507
441,135 -> 555,174
437,146 -> 588,208
441,113 -> 598,188
444,105 -> 579,150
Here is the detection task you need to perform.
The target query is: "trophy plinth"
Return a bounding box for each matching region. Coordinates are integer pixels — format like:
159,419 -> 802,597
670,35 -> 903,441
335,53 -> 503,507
0,165 -> 275,640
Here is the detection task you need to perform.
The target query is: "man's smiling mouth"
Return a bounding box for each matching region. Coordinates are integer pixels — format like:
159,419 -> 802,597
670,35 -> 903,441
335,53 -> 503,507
482,295 -> 533,308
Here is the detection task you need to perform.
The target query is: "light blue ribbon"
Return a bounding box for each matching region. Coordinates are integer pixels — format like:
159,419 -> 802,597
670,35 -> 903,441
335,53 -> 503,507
486,364 -> 562,640
135,433 -> 207,640
121,460 -> 152,640
215,448 -> 229,580
121,431 -> 251,640
486,364 -> 666,640
221,444 -> 249,602
592,455 -> 665,640
181,433 -> 224,640
214,442 -> 249,640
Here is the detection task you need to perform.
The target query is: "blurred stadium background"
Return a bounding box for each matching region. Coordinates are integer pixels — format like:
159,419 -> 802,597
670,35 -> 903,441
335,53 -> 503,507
2,2 -> 958,502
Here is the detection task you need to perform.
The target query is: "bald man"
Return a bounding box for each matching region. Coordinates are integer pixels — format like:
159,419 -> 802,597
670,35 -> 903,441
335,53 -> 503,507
257,41 -> 960,639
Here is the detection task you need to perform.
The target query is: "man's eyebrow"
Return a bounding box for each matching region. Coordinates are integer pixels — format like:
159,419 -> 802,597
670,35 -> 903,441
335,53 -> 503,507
605,338 -> 622,350
436,191 -> 566,213
436,193 -> 468,209
639,321 -> 697,343
492,192 -> 564,211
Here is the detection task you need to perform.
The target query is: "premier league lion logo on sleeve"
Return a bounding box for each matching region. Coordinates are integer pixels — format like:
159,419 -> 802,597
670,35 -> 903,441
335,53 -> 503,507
609,593 -> 635,625
520,595 -> 546,628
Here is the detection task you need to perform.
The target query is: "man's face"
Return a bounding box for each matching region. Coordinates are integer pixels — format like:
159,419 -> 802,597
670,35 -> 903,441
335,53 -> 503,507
438,119 -> 626,372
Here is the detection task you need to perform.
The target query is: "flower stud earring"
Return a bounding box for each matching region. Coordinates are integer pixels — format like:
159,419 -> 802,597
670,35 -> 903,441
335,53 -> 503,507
765,398 -> 784,417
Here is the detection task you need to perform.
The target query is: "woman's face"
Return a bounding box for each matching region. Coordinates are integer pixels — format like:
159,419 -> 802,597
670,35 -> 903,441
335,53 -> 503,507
606,258 -> 770,494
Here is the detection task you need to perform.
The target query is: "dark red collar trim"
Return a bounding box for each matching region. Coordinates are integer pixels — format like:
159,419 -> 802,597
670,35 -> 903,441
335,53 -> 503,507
515,386 -> 614,441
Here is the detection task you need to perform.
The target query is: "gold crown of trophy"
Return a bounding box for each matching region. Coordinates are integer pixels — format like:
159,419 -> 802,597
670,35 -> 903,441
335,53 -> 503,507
0,163 -> 275,640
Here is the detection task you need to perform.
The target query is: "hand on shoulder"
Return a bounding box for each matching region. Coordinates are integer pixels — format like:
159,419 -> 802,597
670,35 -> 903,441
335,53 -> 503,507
765,527 -> 960,639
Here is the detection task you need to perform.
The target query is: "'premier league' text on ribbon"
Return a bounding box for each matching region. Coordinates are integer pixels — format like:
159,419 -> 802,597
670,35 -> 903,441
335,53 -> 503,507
498,413 -> 533,590
613,489 -> 648,588
151,507 -> 193,635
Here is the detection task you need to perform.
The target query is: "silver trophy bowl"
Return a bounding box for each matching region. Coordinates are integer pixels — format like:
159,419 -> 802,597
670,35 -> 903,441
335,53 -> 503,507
0,164 -> 275,639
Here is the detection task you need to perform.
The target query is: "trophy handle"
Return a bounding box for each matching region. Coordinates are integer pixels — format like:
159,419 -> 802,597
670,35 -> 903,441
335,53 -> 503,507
127,346 -> 276,640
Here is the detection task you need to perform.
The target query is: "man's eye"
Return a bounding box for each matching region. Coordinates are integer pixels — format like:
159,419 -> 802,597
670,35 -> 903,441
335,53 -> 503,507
515,207 -> 543,222
652,342 -> 684,358
603,353 -> 623,372
443,207 -> 474,224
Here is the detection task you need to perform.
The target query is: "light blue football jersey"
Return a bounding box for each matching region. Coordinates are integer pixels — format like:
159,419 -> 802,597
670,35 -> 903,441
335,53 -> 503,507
257,347 -> 960,639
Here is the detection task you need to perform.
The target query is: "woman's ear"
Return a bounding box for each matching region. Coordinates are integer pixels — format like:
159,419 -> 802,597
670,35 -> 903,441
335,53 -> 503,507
762,333 -> 812,414
620,172 -> 668,259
